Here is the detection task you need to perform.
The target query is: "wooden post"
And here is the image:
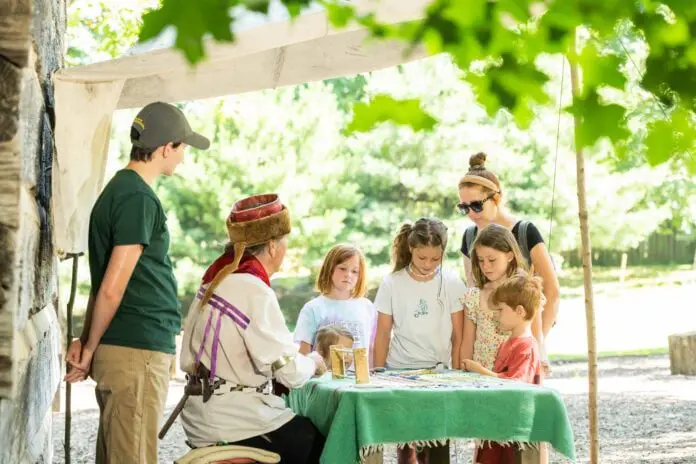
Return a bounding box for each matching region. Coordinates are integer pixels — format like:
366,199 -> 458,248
64,253 -> 82,464
568,53 -> 600,464
668,331 -> 696,376
619,253 -> 628,284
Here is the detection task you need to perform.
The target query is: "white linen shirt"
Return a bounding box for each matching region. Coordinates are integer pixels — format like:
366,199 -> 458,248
180,273 -> 316,446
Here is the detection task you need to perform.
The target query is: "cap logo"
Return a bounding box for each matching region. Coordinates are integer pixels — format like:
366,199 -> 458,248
133,117 -> 145,130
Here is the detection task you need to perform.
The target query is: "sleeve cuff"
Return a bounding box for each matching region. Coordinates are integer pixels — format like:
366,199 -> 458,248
274,353 -> 316,389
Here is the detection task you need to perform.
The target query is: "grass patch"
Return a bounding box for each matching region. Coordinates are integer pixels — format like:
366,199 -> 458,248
549,346 -> 668,362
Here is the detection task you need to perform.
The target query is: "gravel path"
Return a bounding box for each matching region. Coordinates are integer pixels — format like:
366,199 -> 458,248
52,355 -> 696,463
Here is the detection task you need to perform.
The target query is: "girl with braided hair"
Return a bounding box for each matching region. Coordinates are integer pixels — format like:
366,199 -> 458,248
373,217 -> 467,464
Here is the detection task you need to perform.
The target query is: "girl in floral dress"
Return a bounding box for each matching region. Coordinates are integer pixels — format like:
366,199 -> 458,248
460,224 -> 544,370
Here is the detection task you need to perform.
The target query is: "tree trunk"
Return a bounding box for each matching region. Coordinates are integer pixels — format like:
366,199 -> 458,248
619,252 -> 628,284
569,54 -> 600,464
668,332 -> 696,376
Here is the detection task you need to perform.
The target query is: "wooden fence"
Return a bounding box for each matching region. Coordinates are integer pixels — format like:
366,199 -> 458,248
562,232 -> 696,268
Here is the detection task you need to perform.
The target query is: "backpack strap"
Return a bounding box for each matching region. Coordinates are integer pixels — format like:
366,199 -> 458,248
464,225 -> 477,257
516,220 -> 532,266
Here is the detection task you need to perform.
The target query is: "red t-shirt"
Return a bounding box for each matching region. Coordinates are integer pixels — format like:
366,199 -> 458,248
478,336 -> 543,463
493,335 -> 542,385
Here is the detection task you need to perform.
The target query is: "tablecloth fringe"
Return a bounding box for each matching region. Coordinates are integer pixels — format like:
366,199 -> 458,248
359,439 -> 541,462
478,440 -> 541,452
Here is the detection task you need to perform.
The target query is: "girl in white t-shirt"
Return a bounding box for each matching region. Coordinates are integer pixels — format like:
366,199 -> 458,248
373,217 -> 467,464
294,244 -> 376,363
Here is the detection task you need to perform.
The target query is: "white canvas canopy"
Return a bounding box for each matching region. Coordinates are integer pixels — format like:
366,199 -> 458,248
52,0 -> 430,254
53,3 -> 602,460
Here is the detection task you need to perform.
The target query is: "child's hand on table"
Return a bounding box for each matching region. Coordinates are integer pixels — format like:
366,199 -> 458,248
461,359 -> 484,374
308,351 -> 327,376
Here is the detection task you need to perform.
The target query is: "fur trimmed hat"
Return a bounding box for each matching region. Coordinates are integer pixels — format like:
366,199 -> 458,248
226,194 -> 291,247
200,193 -> 291,307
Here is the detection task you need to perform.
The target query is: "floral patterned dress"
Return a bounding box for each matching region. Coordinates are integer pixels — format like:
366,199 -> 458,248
461,285 -> 511,370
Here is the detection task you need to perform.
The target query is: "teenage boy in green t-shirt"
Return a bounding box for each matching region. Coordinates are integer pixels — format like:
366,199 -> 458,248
65,101 -> 210,464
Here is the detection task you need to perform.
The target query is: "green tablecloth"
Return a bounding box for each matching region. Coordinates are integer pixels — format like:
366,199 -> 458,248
286,370 -> 575,463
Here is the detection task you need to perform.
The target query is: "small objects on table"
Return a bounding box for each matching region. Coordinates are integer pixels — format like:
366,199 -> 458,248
330,345 -> 370,384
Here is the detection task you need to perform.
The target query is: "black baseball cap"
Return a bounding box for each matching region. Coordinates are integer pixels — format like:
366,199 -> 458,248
131,101 -> 210,150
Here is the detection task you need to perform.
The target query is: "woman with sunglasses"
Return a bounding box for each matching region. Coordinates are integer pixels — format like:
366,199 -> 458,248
457,153 -> 560,365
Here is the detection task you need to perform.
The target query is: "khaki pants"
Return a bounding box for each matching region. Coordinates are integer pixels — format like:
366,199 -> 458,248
92,344 -> 173,464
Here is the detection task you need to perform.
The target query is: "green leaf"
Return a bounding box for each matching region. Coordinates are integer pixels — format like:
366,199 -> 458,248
576,41 -> 627,97
242,0 -> 272,15
464,55 -> 550,128
644,119 -> 676,166
661,1 -> 696,20
659,16 -> 690,46
324,3 -> 355,28
441,0 -> 487,28
356,13 -> 393,39
540,2 -> 584,34
496,0 -> 532,23
642,52 -> 696,105
569,92 -> 630,148
645,106 -> 696,167
344,95 -> 438,134
284,0 -> 313,18
139,7 -> 172,42
686,42 -> 696,65
138,0 -> 235,65
684,152 -> 696,175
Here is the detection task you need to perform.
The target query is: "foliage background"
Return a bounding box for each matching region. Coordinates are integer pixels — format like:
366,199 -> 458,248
62,0 -> 696,327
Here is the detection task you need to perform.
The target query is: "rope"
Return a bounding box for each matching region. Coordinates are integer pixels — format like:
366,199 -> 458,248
548,55 -> 565,253
615,36 -> 670,119
549,34 -> 652,254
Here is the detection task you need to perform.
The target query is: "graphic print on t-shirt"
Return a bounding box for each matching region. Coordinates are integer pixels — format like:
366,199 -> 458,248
317,318 -> 365,347
414,298 -> 429,318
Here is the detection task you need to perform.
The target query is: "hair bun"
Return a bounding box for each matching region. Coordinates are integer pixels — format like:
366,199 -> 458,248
469,152 -> 487,171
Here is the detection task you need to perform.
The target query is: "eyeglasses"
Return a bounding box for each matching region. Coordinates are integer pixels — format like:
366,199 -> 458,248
457,194 -> 495,215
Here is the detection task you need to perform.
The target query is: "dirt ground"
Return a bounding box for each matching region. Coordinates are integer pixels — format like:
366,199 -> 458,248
51,355 -> 696,463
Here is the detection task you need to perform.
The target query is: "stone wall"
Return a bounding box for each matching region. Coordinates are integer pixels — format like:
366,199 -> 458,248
0,0 -> 66,462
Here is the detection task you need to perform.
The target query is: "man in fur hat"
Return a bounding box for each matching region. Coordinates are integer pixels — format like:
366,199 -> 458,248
178,194 -> 326,463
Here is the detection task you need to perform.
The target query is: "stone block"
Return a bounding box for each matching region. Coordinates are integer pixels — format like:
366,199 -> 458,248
16,186 -> 40,327
0,304 -> 61,463
0,138 -> 20,229
31,0 -> 65,83
0,58 -> 22,144
0,222 -> 18,398
0,0 -> 31,68
19,58 -> 43,187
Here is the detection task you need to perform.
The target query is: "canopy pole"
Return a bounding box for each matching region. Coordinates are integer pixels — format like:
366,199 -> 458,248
568,44 -> 599,463
62,252 -> 82,464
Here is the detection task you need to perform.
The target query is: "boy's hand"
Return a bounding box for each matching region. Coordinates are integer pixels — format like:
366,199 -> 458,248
308,351 -> 327,376
462,359 -> 484,374
65,338 -> 82,367
541,360 -> 552,377
64,339 -> 92,383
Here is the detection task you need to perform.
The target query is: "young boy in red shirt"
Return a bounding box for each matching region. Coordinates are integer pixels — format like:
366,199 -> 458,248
462,273 -> 545,463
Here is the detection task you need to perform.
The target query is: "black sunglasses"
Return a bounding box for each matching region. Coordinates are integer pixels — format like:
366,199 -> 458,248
457,194 -> 495,215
